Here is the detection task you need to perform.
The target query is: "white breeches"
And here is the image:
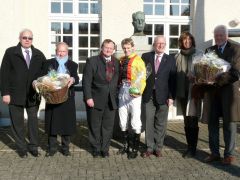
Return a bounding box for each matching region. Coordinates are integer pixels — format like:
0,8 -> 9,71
118,84 -> 142,134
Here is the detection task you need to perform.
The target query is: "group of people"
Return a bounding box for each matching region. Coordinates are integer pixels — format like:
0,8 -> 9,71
1,24 -> 239,165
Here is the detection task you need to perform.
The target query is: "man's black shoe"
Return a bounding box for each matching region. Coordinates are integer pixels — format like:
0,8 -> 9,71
29,150 -> 40,157
101,151 -> 109,158
62,149 -> 71,156
45,150 -> 57,157
92,151 -> 101,158
18,151 -> 28,158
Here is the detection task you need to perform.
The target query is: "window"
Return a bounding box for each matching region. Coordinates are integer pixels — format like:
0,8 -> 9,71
50,0 -> 100,74
144,0 -> 191,55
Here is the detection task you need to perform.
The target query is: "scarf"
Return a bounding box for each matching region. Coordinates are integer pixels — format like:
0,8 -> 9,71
56,55 -> 68,74
176,47 -> 196,98
100,52 -> 115,82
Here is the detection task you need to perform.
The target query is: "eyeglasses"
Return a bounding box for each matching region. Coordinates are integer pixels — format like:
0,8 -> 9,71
22,36 -> 33,40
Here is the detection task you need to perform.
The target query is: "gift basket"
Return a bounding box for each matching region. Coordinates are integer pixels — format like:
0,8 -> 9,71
192,51 -> 231,85
35,69 -> 70,104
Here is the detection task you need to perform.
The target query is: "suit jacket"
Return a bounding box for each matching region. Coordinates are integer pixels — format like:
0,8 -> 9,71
43,58 -> 80,135
0,43 -> 46,106
82,55 -> 119,110
142,51 -> 176,105
204,40 -> 240,122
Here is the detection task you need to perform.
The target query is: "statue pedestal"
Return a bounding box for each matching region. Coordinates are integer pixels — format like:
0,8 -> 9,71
115,35 -> 152,58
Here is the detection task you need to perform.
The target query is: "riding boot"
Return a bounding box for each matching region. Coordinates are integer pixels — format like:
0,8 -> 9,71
117,131 -> 129,155
128,133 -> 140,159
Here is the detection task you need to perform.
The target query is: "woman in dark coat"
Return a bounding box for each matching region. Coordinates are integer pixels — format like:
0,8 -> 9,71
43,42 -> 79,157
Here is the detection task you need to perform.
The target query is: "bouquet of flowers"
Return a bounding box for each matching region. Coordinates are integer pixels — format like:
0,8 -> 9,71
129,63 -> 152,95
35,69 -> 70,104
192,51 -> 231,85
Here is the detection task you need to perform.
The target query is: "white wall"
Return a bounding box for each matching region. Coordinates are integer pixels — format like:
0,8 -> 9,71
101,0 -> 143,50
192,0 -> 240,51
0,0 -> 49,61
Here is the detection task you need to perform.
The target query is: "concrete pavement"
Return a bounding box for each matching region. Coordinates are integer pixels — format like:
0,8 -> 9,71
0,121 -> 239,180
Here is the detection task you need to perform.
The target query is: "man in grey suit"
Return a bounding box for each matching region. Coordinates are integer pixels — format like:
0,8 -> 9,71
82,39 -> 119,158
141,36 -> 176,158
204,25 -> 240,165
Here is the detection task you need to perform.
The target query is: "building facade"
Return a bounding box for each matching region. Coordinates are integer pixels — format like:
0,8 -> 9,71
0,0 -> 240,120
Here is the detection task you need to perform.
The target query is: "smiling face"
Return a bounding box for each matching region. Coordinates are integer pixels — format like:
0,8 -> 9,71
182,36 -> 192,49
153,36 -> 166,54
122,43 -> 134,57
101,42 -> 115,57
214,29 -> 228,46
19,30 -> 33,48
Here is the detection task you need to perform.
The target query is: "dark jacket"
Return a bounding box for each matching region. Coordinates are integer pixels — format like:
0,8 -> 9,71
141,51 -> 176,105
82,55 -> 119,110
0,43 -> 46,106
44,58 -> 79,135
204,40 -> 240,122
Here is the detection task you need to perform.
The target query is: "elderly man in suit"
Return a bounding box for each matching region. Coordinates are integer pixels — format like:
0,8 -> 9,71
82,39 -> 119,158
204,25 -> 240,165
0,29 -> 46,158
141,35 -> 176,158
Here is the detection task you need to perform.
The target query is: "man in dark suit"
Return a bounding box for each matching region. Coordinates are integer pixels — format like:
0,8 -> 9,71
204,25 -> 240,165
141,35 -> 176,158
0,29 -> 46,158
82,39 -> 119,158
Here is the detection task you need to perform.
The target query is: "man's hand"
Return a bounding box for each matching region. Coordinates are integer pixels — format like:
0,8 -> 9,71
167,98 -> 174,106
130,93 -> 141,98
86,98 -> 94,107
67,77 -> 75,88
2,95 -> 10,105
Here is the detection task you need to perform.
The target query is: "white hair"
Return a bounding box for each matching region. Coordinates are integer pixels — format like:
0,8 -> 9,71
19,28 -> 33,38
214,25 -> 228,36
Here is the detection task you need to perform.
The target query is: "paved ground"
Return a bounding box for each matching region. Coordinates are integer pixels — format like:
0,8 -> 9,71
0,121 -> 239,180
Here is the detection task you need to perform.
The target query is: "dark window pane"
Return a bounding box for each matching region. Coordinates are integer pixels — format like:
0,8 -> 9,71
63,36 -> 73,47
155,5 -> 164,15
91,3 -> 99,14
144,4 -> 153,15
51,22 -> 61,34
169,50 -> 179,56
79,23 -> 88,34
155,24 -> 164,35
63,23 -> 73,34
90,49 -> 100,56
90,23 -> 100,34
78,63 -> 86,74
79,50 -> 88,61
63,3 -> 73,13
170,0 -> 179,2
68,50 -> 72,59
148,37 -> 152,45
79,37 -> 88,47
181,5 -> 190,16
169,38 -> 178,48
90,37 -> 100,47
181,25 -> 190,32
144,24 -> 152,35
51,2 -> 61,13
79,3 -> 88,14
170,25 -> 179,35
170,5 -> 179,16
181,0 -> 190,3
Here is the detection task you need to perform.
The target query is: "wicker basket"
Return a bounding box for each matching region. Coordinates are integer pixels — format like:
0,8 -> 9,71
36,83 -> 69,104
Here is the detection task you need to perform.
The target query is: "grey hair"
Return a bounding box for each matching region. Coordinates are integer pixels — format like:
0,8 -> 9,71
56,42 -> 69,51
214,25 -> 228,36
19,28 -> 33,38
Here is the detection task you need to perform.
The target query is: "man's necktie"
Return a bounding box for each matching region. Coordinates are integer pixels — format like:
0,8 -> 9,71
155,55 -> 161,73
25,49 -> 30,68
218,46 -> 223,54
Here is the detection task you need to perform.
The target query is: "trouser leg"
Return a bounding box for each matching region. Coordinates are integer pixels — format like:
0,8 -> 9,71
26,106 -> 39,151
48,135 -> 58,152
61,135 -> 70,151
223,121 -> 237,157
9,105 -> 27,152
